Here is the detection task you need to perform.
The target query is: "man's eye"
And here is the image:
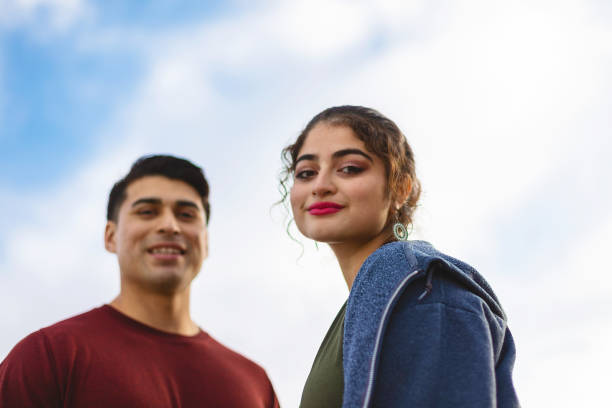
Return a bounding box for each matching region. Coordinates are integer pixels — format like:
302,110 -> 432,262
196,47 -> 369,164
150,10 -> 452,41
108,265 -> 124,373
340,166 -> 363,174
179,212 -> 195,219
295,170 -> 315,179
137,209 -> 154,215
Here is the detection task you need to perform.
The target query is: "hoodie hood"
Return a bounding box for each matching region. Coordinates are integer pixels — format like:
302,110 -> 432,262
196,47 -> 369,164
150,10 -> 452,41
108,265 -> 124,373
342,240 -> 513,408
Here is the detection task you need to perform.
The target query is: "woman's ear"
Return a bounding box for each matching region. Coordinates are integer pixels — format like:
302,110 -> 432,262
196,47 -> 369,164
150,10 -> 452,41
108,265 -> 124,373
393,176 -> 413,211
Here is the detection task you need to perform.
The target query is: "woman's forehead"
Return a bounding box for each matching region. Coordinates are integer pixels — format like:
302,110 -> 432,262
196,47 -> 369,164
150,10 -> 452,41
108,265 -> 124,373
300,123 -> 365,153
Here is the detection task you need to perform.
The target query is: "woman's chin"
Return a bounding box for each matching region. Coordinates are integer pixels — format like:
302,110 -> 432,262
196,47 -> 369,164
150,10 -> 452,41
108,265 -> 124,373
303,231 -> 337,243
305,231 -> 354,245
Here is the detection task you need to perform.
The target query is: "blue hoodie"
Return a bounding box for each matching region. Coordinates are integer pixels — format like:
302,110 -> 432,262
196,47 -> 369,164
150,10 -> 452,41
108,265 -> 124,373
343,240 -> 520,407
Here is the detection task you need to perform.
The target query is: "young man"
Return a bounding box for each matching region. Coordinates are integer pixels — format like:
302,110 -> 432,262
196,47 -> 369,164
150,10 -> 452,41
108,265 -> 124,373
0,155 -> 279,407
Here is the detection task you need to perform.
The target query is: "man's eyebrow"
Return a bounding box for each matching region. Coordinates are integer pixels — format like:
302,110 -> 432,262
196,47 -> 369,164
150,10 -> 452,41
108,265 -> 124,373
176,200 -> 200,210
131,198 -> 161,207
332,148 -> 373,162
132,198 -> 201,210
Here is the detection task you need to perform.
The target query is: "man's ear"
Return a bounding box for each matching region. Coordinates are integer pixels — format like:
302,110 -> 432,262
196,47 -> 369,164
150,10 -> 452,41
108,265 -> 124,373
202,225 -> 209,262
105,221 -> 117,253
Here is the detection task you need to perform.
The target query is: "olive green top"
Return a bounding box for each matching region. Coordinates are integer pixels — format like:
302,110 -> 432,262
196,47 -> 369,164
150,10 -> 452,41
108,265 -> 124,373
299,300 -> 347,408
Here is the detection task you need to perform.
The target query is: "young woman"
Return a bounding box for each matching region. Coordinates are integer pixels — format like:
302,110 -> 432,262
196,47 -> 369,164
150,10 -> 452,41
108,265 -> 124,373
280,106 -> 520,408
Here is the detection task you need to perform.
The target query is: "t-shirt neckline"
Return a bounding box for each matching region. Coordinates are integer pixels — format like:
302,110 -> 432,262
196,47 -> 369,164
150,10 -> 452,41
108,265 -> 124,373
101,304 -> 208,342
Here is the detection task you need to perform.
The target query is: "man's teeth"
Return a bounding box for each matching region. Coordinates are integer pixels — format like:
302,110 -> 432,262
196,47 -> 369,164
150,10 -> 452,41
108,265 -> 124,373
150,247 -> 182,254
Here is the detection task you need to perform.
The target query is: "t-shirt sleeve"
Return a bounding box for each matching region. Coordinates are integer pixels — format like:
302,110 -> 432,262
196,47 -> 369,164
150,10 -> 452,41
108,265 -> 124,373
0,330 -> 62,408
268,377 -> 280,408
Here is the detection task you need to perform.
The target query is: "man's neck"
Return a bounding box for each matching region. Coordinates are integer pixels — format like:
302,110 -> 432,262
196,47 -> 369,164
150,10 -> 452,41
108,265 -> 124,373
110,285 -> 199,336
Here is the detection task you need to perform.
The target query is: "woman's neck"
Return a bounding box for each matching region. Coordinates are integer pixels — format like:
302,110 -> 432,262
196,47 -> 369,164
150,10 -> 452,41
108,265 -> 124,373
329,233 -> 390,290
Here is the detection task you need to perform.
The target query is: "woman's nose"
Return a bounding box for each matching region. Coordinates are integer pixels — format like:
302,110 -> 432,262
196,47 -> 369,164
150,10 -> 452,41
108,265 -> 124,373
311,171 -> 336,197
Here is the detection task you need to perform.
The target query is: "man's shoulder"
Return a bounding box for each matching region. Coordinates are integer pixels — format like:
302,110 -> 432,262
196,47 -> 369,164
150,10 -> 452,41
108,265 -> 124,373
202,333 -> 268,374
2,306 -> 106,362
11,305 -> 118,356
38,305 -> 110,337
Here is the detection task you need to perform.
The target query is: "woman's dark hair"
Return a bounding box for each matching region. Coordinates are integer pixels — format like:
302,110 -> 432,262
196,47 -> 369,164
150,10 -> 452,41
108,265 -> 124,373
280,105 -> 421,227
107,154 -> 210,223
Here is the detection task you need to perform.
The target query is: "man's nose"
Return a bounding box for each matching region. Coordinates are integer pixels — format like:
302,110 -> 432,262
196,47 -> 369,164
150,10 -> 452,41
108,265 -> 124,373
157,209 -> 180,235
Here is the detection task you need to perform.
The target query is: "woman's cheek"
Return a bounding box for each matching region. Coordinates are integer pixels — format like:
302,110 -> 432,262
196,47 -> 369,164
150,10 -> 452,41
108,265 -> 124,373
289,187 -> 298,214
289,187 -> 303,225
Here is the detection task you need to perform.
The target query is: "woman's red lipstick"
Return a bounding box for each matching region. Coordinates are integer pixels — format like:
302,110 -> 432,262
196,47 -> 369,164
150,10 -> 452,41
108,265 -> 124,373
307,202 -> 344,215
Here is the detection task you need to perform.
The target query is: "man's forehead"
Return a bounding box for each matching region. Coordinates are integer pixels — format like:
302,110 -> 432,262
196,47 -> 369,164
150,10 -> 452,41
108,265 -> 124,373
124,176 -> 204,208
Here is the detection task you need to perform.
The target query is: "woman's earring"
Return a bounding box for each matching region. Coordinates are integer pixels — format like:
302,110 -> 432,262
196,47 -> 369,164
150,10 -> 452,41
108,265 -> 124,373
393,222 -> 408,241
393,209 -> 409,241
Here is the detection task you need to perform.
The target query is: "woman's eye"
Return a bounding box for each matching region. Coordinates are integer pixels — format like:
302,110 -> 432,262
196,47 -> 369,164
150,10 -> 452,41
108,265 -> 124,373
340,165 -> 363,175
295,169 -> 315,179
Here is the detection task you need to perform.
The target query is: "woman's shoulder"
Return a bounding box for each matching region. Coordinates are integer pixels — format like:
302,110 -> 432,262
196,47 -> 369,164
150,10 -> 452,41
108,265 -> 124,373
354,240 -> 507,321
350,242 -> 414,305
356,240 -> 466,287
359,240 -> 465,274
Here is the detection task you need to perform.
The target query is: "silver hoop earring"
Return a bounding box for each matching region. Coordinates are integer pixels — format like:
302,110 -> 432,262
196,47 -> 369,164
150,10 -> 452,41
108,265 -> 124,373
393,222 -> 408,241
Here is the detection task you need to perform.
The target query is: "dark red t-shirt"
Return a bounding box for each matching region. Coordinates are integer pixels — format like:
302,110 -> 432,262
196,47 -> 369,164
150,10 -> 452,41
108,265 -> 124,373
0,305 -> 279,408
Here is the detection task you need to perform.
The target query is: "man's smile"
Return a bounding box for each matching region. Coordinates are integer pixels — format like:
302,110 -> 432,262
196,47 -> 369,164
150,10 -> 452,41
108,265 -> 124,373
147,243 -> 186,260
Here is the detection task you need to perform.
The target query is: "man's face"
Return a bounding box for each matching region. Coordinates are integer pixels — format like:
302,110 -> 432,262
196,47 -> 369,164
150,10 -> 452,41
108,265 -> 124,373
104,175 -> 208,294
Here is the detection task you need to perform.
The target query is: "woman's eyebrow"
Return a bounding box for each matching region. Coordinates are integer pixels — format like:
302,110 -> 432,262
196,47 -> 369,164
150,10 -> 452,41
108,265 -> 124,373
295,149 -> 373,165
295,153 -> 317,165
332,148 -> 373,162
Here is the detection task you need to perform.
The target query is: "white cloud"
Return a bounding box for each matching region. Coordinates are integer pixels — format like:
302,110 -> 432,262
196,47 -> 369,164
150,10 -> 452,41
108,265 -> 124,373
0,0 -> 87,32
266,0 -> 372,59
74,0 -> 433,69
504,214 -> 612,407
2,0 -> 611,406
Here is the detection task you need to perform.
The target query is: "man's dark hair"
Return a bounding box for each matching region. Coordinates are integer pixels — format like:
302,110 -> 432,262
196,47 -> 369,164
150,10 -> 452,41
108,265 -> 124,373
107,155 -> 210,223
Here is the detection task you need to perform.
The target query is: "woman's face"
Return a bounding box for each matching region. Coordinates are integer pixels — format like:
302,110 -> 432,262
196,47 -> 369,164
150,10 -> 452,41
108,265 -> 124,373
290,122 -> 394,245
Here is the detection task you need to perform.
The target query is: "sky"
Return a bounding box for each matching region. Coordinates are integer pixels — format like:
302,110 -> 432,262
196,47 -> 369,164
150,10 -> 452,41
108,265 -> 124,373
1,0 -> 611,406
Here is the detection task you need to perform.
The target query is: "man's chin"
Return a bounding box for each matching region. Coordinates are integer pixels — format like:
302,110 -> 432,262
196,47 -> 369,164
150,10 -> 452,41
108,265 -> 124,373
144,269 -> 194,294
